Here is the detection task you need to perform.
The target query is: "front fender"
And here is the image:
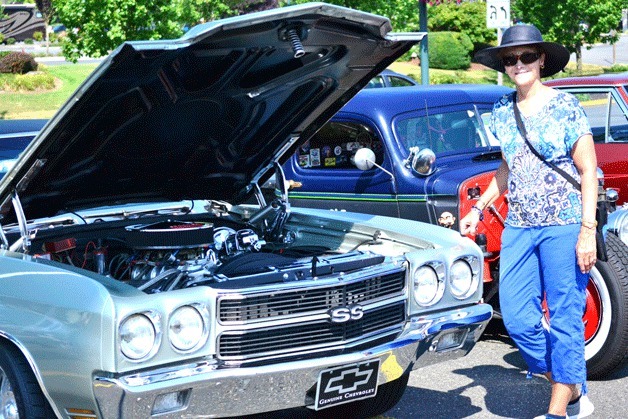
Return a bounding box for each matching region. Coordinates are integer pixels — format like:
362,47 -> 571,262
0,252 -> 120,414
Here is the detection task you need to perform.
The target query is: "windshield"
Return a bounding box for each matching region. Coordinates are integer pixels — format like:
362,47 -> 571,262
395,109 -> 493,153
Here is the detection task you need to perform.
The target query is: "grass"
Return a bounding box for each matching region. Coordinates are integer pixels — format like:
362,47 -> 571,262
0,63 -> 98,119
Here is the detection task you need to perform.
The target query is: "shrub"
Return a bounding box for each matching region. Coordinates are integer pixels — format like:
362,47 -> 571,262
430,70 -> 484,85
605,64 -> 628,73
0,33 -> 4,44
24,38 -> 34,45
5,37 -> 16,45
0,52 -> 39,74
7,72 -> 55,91
33,31 -> 44,42
428,32 -> 474,70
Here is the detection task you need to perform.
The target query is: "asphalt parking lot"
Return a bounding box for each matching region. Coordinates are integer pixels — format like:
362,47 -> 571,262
387,319 -> 628,419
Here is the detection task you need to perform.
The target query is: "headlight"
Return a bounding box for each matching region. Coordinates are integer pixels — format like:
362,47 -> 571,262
449,259 -> 478,299
169,305 -> 208,352
120,313 -> 158,360
413,265 -> 443,306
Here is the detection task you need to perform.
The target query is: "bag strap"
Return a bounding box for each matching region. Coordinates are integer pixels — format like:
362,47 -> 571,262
512,93 -> 581,190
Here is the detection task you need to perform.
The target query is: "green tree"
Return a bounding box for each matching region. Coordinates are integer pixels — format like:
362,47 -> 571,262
280,0 -> 419,32
512,0 -> 626,72
55,0 -> 200,62
428,0 -> 496,52
234,0 -> 279,14
54,0 -> 284,62
190,0 -> 277,23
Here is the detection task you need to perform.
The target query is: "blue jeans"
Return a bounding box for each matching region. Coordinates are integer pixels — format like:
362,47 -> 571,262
499,224 -> 588,384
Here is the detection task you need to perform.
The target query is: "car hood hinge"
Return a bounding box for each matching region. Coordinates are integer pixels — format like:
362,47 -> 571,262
11,191 -> 30,252
0,219 -> 8,250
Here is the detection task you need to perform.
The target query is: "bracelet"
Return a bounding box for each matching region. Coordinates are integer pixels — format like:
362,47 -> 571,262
471,205 -> 484,221
581,220 -> 597,229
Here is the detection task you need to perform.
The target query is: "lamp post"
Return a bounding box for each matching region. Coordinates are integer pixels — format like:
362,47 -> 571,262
419,0 -> 429,85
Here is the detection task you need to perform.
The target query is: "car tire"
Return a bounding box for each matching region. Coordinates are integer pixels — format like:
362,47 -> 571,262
584,232 -> 628,379
313,373 -> 409,418
0,342 -> 55,418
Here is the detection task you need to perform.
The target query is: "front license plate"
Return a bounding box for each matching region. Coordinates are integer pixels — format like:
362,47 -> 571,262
314,359 -> 380,410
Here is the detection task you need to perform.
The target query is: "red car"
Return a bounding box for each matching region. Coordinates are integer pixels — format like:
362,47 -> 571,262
545,73 -> 628,204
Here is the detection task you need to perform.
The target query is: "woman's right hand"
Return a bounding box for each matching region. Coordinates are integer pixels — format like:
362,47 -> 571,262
459,211 -> 481,236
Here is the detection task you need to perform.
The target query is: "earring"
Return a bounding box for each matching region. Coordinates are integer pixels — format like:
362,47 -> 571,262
541,63 -> 545,69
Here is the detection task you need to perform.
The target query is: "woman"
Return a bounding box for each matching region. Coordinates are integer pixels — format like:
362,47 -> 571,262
460,24 -> 597,419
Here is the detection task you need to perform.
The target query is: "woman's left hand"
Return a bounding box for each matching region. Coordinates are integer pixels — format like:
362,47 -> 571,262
576,227 -> 597,273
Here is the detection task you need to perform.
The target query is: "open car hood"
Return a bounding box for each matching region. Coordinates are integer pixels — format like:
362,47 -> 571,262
0,3 -> 421,223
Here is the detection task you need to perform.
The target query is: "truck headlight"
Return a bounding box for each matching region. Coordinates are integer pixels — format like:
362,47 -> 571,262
169,305 -> 209,352
120,313 -> 159,360
413,265 -> 444,306
449,259 -> 474,299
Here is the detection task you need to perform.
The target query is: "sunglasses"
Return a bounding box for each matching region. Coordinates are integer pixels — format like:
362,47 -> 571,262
501,51 -> 540,67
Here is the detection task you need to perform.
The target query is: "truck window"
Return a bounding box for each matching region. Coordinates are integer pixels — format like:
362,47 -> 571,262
295,121 -> 384,169
395,110 -> 488,153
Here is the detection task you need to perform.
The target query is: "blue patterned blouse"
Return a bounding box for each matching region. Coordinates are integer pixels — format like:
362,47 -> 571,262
489,91 -> 591,227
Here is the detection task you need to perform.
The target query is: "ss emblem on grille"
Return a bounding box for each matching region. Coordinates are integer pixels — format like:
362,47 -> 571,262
329,305 -> 364,323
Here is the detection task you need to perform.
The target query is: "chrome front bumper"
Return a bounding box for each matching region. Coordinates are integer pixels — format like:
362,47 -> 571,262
93,303 -> 492,418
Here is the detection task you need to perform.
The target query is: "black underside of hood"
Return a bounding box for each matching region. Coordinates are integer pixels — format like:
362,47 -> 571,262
0,3 -> 419,223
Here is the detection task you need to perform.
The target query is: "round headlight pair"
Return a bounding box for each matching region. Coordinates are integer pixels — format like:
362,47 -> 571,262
412,259 -> 478,306
120,305 -> 209,361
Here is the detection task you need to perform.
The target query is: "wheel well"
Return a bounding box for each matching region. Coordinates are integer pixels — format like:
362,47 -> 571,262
0,335 -> 58,417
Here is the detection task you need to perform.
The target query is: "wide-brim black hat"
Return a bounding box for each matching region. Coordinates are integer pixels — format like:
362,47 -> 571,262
474,24 -> 570,78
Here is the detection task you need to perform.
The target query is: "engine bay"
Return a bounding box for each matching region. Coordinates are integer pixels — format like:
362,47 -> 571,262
24,209 -> 386,293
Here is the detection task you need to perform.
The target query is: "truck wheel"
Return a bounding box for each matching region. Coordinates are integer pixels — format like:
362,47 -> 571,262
583,232 -> 628,379
0,343 -> 54,418
314,373 -> 409,418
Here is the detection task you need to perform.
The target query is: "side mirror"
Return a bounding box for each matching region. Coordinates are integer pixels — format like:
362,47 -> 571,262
410,148 -> 436,176
353,148 -> 377,170
352,148 -> 394,179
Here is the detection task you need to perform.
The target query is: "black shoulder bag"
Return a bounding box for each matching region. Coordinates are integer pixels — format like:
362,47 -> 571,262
513,96 -> 607,261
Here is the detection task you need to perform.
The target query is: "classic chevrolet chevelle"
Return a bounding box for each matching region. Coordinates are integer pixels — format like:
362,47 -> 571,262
0,3 -> 492,418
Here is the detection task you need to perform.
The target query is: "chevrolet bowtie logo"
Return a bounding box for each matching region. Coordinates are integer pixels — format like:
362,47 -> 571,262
324,367 -> 373,394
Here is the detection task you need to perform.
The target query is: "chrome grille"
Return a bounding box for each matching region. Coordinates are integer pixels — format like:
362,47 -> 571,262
218,302 -> 405,359
218,270 -> 405,323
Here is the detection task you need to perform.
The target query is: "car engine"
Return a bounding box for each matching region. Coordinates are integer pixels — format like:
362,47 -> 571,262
26,205 -> 387,294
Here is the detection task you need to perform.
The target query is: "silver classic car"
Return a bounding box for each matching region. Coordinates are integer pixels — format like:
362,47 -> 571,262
0,3 -> 492,418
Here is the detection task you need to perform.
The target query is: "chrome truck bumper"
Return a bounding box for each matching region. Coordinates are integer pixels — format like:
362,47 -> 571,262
93,303 -> 492,418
